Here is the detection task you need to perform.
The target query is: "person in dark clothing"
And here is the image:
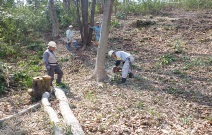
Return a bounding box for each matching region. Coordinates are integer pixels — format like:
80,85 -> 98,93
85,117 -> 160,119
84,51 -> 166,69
43,41 -> 63,85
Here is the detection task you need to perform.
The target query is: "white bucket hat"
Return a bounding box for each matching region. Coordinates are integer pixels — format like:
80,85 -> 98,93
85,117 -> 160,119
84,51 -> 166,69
69,25 -> 73,28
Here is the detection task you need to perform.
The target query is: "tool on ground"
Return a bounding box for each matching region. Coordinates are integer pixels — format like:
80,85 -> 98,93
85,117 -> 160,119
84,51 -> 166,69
113,67 -> 122,73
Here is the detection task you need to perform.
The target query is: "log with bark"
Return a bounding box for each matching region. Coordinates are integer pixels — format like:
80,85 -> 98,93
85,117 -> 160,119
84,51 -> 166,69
55,87 -> 85,135
42,92 -> 64,135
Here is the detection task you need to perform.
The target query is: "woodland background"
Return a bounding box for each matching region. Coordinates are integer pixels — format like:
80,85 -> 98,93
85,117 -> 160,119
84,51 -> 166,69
0,0 -> 212,134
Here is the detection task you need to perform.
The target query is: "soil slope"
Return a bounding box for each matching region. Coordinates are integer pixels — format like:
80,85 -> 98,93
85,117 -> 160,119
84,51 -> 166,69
0,9 -> 211,135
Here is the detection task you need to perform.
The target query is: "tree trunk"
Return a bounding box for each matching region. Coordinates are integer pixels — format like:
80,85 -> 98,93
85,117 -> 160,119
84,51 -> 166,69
76,0 -> 84,45
114,0 -> 117,15
42,92 -> 64,135
97,0 -> 103,14
81,0 -> 89,50
34,0 -> 39,11
123,0 -> 129,20
63,0 -> 70,13
49,0 -> 60,39
55,87 -> 85,135
88,0 -> 96,44
101,0 -> 104,13
91,0 -> 114,82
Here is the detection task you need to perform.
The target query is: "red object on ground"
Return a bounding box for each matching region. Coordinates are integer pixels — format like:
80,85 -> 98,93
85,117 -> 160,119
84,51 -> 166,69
113,67 -> 122,73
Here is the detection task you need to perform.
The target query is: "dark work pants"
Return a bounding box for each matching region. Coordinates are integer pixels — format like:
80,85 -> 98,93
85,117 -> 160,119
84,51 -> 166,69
47,65 -> 63,84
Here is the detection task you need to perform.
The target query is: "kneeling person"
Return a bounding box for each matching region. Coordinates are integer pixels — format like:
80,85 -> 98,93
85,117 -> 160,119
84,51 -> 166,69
108,50 -> 134,83
66,25 -> 79,51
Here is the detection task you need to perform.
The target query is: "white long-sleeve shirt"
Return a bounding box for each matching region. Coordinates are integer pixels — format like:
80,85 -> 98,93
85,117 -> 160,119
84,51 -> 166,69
66,29 -> 74,40
115,51 -> 131,61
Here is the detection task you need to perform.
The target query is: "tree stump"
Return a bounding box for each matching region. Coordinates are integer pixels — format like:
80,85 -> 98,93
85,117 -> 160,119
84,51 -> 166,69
28,75 -> 52,100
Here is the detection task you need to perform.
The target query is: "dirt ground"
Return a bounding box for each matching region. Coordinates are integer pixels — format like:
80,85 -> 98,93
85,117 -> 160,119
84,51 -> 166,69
0,9 -> 211,135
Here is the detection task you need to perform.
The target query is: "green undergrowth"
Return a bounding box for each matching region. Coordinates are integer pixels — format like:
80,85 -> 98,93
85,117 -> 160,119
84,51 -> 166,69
0,41 -> 46,95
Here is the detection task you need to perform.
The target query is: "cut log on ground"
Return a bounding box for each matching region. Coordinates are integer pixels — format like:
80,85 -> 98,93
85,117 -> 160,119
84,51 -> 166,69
55,87 -> 85,135
42,92 -> 64,135
0,102 -> 40,123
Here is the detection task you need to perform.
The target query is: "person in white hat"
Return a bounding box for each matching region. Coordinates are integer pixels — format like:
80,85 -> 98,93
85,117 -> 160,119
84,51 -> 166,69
108,50 -> 134,83
89,21 -> 101,45
43,41 -> 63,85
66,25 -> 79,51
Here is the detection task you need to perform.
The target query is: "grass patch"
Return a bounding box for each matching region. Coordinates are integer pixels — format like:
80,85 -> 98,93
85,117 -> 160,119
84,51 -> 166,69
183,57 -> 209,70
182,115 -> 193,125
85,90 -> 96,102
134,74 -> 142,81
171,69 -> 186,77
148,109 -> 161,118
173,40 -> 183,54
110,74 -> 121,83
154,54 -> 176,68
111,19 -> 120,28
136,101 -> 144,109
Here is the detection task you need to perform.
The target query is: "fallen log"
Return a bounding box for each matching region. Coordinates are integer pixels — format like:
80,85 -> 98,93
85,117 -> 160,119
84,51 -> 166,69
0,102 -> 40,123
54,87 -> 85,135
41,92 -> 64,135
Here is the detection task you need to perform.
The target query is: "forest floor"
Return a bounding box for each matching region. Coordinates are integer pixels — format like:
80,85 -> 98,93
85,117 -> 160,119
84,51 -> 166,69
0,9 -> 212,135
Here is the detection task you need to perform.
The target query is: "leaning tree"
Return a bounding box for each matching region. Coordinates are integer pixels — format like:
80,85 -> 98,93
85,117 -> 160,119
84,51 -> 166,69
91,0 -> 114,81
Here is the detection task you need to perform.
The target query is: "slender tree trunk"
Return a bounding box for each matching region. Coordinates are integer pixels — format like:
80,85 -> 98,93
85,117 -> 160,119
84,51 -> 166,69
101,0 -> 104,13
49,0 -> 60,39
63,0 -> 70,13
97,0 -> 103,14
88,0 -> 96,44
76,0 -> 84,44
123,0 -> 129,20
91,0 -> 114,82
114,0 -> 117,15
34,0 -> 39,11
81,0 -> 89,50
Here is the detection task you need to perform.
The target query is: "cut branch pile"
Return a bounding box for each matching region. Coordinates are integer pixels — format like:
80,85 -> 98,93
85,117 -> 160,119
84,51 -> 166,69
0,102 -> 40,123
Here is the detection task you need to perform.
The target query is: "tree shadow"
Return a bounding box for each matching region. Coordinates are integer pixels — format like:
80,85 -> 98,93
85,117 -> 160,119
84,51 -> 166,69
107,67 -> 211,107
143,70 -> 212,107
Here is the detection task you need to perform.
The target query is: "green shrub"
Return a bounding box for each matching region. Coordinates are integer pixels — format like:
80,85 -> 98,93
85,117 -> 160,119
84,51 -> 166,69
111,19 -> 120,28
0,62 -> 9,94
26,42 -> 45,51
179,0 -> 212,9
116,12 -> 127,19
159,54 -> 176,65
13,71 -> 32,88
117,0 -> 167,15
0,42 -> 16,59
